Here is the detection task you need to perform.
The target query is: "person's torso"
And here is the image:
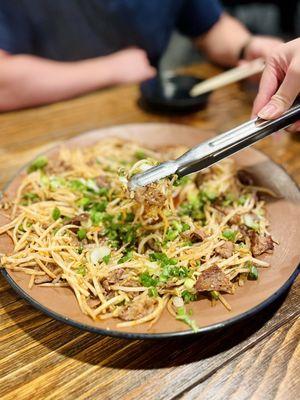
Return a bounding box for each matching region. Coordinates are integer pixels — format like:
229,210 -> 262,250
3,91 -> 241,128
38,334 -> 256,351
6,0 -> 185,65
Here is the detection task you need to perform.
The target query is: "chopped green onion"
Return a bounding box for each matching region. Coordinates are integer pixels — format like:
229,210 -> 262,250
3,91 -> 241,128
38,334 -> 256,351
203,190 -> 217,201
148,287 -> 158,297
102,254 -> 111,265
179,199 -> 205,221
18,224 -> 25,232
139,272 -> 159,287
118,251 -> 133,264
125,213 -> 134,223
149,252 -> 177,266
222,193 -> 235,206
90,246 -> 110,264
182,223 -> 190,232
90,210 -> 103,225
134,150 -> 146,160
52,207 -> 61,221
248,265 -> 259,280
76,265 -> 86,276
182,290 -> 197,303
176,307 -> 198,332
91,201 -> 107,212
184,278 -> 195,290
211,290 -> 219,300
69,179 -> 86,192
49,176 -> 66,190
243,214 -> 259,231
174,176 -> 190,187
159,265 -> 189,282
28,155 -> 48,173
77,228 -> 87,241
171,266 -> 189,278
98,187 -> 109,196
172,220 -> 182,231
222,229 -> 237,242
187,192 -> 198,205
86,179 -> 100,193
22,192 -> 39,203
165,228 -> 179,241
77,197 -> 91,209
238,195 -> 248,206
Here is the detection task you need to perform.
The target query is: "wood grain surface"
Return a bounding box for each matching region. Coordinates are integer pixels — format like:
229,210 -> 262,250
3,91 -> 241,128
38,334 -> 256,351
0,63 -> 299,400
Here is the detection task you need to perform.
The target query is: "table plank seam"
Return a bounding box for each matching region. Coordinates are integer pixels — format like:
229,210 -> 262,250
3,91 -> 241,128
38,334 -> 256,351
171,313 -> 300,400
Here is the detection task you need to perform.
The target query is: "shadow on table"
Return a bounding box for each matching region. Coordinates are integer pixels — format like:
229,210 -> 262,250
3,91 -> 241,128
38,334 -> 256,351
3,285 -> 290,370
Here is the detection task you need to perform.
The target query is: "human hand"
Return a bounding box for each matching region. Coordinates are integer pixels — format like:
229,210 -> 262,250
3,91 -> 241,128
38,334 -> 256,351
0,49 -> 10,57
243,35 -> 283,62
252,38 -> 300,132
108,48 -> 156,85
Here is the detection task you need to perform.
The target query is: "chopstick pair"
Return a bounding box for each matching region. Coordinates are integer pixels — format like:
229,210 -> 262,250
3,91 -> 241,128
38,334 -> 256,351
190,58 -> 265,97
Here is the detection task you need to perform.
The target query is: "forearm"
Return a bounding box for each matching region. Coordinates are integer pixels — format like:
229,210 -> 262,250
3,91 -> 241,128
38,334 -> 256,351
0,54 -> 120,111
195,14 -> 251,67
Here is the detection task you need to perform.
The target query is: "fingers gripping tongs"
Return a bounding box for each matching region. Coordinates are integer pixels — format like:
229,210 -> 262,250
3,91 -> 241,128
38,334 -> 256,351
129,101 -> 300,190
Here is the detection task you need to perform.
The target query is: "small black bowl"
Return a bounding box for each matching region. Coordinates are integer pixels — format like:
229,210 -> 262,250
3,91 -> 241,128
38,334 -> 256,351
139,73 -> 210,114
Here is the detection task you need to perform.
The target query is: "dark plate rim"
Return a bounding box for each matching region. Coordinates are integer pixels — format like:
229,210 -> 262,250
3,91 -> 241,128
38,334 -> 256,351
1,122 -> 299,340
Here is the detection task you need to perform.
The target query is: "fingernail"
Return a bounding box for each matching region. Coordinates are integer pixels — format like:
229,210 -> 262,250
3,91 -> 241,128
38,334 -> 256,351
258,103 -> 278,119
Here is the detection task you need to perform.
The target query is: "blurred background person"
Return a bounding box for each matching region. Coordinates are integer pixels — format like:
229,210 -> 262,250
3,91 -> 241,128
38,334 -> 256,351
0,0 -> 282,111
162,0 -> 299,68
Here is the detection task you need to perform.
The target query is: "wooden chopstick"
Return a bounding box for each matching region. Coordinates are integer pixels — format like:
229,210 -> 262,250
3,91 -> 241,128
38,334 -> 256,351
190,58 -> 265,97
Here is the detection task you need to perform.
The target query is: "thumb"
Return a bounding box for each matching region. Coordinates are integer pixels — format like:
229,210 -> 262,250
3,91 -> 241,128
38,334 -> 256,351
258,63 -> 300,119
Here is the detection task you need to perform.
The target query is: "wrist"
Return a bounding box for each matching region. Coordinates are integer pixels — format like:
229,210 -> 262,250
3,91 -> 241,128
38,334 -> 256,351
99,53 -> 125,86
80,54 -> 124,88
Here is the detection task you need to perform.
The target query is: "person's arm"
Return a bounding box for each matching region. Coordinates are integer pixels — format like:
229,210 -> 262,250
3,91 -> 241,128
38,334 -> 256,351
195,13 -> 282,67
0,48 -> 155,111
195,14 -> 250,67
252,38 -> 300,132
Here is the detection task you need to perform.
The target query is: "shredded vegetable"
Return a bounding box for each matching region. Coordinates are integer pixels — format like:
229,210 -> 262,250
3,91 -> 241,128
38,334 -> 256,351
0,138 -> 275,330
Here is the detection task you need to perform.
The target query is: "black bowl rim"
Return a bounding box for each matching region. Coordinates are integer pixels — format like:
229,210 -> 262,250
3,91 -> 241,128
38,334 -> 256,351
140,74 -> 210,108
1,122 -> 299,340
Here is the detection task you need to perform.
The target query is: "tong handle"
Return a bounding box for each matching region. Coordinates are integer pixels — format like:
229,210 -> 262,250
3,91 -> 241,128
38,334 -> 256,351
176,99 -> 300,176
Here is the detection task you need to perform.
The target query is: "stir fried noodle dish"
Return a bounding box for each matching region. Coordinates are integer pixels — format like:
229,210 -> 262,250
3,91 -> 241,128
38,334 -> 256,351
0,138 -> 276,331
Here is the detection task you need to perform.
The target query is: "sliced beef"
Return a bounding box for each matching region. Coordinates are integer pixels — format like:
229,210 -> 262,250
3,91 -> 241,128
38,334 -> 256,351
134,184 -> 167,209
34,275 -> 53,284
95,175 -> 109,188
118,296 -> 156,321
189,229 -> 207,242
148,238 -> 161,252
108,268 -> 125,284
195,265 -> 234,294
195,172 -> 204,188
215,241 -> 234,258
237,169 -> 254,186
47,159 -> 70,175
68,213 -> 89,232
249,231 -> 274,257
87,298 -> 101,308
229,214 -> 241,225
101,279 -> 111,293
101,270 -> 125,294
214,205 -> 230,215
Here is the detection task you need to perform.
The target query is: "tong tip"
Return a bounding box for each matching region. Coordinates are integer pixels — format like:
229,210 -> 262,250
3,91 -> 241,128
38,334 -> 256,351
128,160 -> 178,190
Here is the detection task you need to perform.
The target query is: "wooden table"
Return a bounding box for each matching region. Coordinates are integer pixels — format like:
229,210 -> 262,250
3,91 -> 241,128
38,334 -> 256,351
0,64 -> 299,400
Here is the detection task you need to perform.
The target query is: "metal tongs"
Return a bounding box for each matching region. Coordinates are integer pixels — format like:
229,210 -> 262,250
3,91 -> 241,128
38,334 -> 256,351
129,100 -> 300,190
